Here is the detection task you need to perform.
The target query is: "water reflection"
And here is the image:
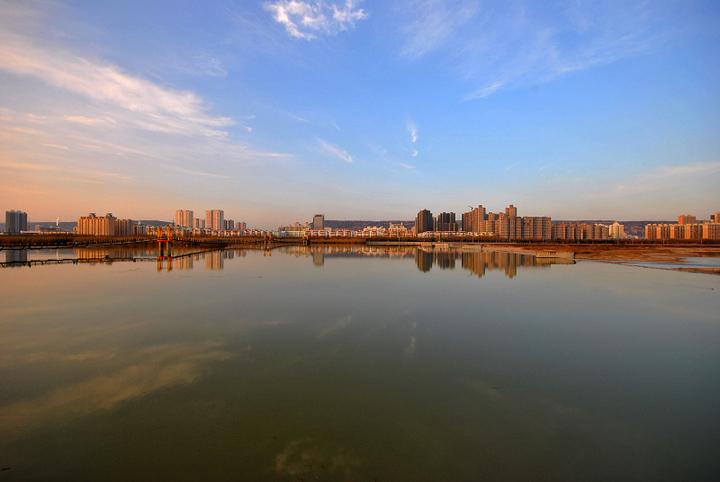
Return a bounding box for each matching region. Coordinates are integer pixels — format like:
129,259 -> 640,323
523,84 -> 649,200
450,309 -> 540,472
0,246 -> 718,481
4,249 -> 28,267
2,245 -> 573,278
282,246 -> 569,279
416,248 -> 560,278
462,250 -> 541,278
0,341 -> 232,442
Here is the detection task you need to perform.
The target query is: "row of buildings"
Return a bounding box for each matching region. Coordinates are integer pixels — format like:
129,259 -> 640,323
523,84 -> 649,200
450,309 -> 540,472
6,207 -> 720,241
417,205 -> 619,241
174,210 -> 247,232
76,213 -> 136,236
645,212 -> 720,241
276,223 -> 411,238
277,214 -> 325,233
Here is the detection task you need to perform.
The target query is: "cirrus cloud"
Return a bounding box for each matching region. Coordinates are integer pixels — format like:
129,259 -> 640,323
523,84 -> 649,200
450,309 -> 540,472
319,138 -> 354,163
264,0 -> 368,40
0,29 -> 234,138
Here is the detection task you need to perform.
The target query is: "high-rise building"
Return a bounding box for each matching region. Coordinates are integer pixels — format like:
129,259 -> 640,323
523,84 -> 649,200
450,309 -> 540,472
462,205 -> 487,232
76,213 -> 133,236
703,223 -> 720,240
206,210 -> 224,231
497,212 -> 523,239
174,210 -> 193,228
193,218 -> 205,229
415,209 -> 433,234
678,215 -> 697,225
236,222 -> 247,231
461,212 -> 472,233
5,210 -> 27,234
224,219 -> 235,230
436,212 -> 458,232
313,214 -> 325,230
609,221 -> 625,239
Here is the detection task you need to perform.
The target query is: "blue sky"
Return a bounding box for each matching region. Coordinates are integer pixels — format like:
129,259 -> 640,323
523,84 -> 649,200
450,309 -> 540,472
1,0 -> 718,228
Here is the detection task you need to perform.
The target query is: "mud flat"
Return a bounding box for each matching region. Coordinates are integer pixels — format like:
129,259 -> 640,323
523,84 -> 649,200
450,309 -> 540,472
487,243 -> 720,275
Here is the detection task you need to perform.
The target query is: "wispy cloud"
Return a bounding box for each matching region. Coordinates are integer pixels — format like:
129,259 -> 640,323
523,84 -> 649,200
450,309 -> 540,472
639,161 -> 720,180
41,143 -> 69,150
318,138 -> 354,163
264,0 -> 368,40
0,32 -> 233,137
613,161 -> 720,194
1,160 -> 131,180
407,121 -> 418,143
466,81 -> 505,100
397,0 -> 478,58
366,140 -> 415,169
12,126 -> 42,135
159,164 -> 234,179
406,120 -> 418,156
389,159 -> 415,170
0,2 -> 294,206
395,1 -> 675,100
63,116 -> 116,126
67,178 -> 105,185
173,54 -> 228,78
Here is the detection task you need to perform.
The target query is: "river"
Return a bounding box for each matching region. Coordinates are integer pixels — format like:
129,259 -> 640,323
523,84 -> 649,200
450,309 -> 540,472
1,245 -> 718,481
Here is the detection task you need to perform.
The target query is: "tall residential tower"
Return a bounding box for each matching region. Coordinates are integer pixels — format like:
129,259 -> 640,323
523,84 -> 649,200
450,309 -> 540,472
415,209 -> 433,234
5,210 -> 27,234
206,210 -> 224,231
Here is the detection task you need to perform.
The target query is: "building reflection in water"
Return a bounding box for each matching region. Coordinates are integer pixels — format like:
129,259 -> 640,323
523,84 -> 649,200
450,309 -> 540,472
413,248 -> 565,278
461,250 -> 539,279
415,250 -> 433,272
2,245 -> 569,278
5,249 -> 28,267
435,250 -> 457,270
76,248 -> 133,262
205,250 -> 224,270
173,256 -> 193,270
290,246 -> 566,280
199,249 -> 245,271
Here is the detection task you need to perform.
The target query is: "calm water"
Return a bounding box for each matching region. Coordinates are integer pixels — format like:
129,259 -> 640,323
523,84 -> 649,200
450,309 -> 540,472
1,245 -> 718,481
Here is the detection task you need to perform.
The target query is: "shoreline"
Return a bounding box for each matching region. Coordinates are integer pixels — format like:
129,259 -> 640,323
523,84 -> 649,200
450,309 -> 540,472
484,243 -> 720,275
3,236 -> 719,274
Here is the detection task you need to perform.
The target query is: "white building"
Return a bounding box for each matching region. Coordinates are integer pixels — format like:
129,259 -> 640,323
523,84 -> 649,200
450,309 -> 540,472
609,221 -> 625,239
206,210 -> 224,231
174,210 -> 194,228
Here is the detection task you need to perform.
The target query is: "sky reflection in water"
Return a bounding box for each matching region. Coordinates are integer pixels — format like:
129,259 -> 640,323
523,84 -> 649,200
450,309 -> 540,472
0,246 -> 718,481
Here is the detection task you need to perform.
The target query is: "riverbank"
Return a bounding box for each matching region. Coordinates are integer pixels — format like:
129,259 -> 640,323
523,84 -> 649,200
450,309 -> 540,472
487,243 -> 720,275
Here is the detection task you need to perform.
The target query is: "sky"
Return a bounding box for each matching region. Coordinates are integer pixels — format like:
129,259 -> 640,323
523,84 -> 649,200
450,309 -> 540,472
1,0 -> 719,229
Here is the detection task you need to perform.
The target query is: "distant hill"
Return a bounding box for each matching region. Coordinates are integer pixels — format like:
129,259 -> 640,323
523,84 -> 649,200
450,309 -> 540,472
138,220 -> 172,227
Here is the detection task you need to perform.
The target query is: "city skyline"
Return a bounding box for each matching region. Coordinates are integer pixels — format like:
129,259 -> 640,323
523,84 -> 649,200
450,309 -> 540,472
1,1 -> 719,229
5,204 -> 720,226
